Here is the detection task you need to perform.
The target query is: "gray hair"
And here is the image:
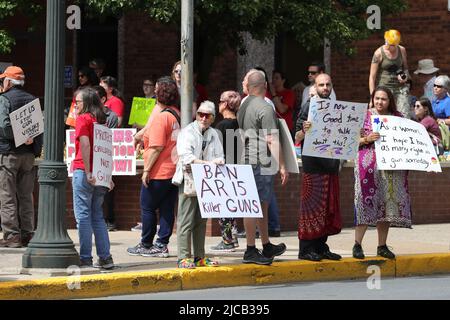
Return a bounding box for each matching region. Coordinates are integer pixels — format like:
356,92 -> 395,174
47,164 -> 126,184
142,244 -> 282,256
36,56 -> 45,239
197,100 -> 216,117
6,77 -> 25,87
435,75 -> 450,91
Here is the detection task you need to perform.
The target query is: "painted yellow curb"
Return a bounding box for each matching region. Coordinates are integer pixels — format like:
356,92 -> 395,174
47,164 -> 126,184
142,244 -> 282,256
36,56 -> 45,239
396,253 -> 450,277
0,254 -> 448,299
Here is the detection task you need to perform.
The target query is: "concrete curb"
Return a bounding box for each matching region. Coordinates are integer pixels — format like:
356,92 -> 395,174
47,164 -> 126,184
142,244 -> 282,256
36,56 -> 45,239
1,253 -> 450,299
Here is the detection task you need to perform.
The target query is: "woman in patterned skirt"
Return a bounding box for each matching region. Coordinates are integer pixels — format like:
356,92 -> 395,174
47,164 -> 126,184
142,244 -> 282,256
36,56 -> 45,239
353,86 -> 412,260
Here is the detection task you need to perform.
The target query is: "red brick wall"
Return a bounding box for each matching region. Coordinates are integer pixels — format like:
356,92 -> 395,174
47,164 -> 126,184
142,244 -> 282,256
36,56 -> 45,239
331,0 -> 450,102
53,165 -> 450,236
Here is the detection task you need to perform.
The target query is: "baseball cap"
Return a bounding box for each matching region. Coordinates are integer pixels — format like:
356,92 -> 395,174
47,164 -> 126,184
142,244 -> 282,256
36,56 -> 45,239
0,66 -> 25,80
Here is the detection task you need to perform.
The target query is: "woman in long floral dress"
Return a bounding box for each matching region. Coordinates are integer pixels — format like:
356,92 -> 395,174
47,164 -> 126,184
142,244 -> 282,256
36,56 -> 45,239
353,86 -> 412,260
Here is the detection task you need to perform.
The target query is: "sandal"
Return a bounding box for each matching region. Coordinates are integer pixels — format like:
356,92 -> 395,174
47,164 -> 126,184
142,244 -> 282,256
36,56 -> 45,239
177,258 -> 196,269
194,257 -> 219,267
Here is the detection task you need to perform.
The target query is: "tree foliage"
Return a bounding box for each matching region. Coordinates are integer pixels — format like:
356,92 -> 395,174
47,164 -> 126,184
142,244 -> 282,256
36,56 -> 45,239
81,0 -> 407,55
0,0 -> 42,53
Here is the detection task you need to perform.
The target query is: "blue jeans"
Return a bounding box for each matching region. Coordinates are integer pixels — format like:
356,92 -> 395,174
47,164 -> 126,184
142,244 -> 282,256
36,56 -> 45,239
268,193 -> 281,232
140,179 -> 178,247
72,170 -> 111,261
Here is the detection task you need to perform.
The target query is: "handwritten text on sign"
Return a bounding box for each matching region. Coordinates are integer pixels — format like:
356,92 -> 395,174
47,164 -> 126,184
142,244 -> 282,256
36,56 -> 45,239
302,98 -> 366,160
92,124 -> 113,188
372,115 -> 441,172
9,98 -> 44,147
191,164 -> 263,218
65,128 -> 137,177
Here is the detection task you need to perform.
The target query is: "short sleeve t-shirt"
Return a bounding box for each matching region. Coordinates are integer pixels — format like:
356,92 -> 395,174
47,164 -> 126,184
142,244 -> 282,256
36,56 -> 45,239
105,96 -> 125,118
432,95 -> 450,120
73,113 -> 96,171
237,96 -> 278,166
143,107 -> 180,180
420,115 -> 442,140
215,118 -> 239,164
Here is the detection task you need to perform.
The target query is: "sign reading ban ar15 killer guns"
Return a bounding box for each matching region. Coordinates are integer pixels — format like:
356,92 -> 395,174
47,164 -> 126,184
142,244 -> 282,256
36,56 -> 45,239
191,164 -> 263,218
302,98 -> 366,160
372,115 -> 441,172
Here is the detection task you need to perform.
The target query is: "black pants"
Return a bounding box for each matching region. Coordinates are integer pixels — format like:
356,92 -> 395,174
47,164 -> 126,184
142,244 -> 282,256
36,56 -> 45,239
299,236 -> 329,255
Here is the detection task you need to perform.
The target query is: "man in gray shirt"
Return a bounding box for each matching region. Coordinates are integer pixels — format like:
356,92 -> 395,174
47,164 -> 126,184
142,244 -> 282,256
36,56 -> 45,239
237,70 -> 289,265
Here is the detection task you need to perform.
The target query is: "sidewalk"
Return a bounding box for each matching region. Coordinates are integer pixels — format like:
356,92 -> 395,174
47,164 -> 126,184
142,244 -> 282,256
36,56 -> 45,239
1,223 -> 450,299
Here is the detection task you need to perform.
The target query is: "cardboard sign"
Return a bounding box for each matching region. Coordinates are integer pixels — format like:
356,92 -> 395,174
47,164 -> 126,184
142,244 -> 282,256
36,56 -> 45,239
372,115 -> 441,172
92,124 -> 113,188
66,128 -> 137,176
191,164 -> 263,218
278,119 -> 299,173
302,98 -> 366,160
9,98 -> 44,147
128,97 -> 156,127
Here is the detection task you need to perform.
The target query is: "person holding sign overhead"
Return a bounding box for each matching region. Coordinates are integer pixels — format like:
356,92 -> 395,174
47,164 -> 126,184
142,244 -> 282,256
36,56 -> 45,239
172,101 -> 224,269
71,88 -> 114,269
0,66 -> 43,248
353,86 -> 412,260
295,73 -> 342,262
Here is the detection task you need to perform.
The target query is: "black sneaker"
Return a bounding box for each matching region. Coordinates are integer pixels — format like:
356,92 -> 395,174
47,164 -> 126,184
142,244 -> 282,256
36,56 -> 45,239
243,249 -> 273,265
352,243 -> 365,259
268,230 -> 281,237
298,252 -> 322,261
322,250 -> 342,260
262,243 -> 286,259
377,245 -> 395,259
80,259 -> 93,268
93,256 -> 114,270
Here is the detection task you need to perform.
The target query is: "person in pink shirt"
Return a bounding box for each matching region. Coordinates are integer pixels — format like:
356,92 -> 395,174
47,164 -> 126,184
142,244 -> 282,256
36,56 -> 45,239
100,76 -> 125,127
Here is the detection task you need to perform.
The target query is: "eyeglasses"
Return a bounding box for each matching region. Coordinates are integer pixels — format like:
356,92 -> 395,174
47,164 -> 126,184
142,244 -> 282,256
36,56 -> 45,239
434,84 -> 444,88
197,112 -> 212,119
174,70 -> 182,75
308,71 -> 319,75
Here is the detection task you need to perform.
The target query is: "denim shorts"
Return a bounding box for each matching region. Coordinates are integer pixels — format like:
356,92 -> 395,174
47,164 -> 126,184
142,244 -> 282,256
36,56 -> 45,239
252,165 -> 274,203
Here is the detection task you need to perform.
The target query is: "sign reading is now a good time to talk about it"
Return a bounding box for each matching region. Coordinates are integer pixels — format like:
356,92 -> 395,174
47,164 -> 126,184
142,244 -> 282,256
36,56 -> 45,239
372,115 -> 441,172
302,98 -> 366,160
191,164 -> 262,219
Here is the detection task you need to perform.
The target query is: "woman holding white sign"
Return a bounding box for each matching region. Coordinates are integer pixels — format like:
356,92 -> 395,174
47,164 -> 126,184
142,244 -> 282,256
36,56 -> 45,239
353,86 -> 412,260
173,101 -> 225,269
72,88 -> 114,269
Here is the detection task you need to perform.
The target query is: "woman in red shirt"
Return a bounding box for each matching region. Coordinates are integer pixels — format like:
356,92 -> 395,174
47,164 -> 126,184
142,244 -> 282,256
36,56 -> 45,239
100,76 -> 125,127
72,87 -> 114,269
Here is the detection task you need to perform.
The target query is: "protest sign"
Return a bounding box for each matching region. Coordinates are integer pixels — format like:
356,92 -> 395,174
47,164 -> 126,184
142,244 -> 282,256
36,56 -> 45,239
65,128 -> 137,176
191,164 -> 263,218
9,98 -> 44,147
302,98 -> 366,160
278,119 -> 299,173
372,115 -> 441,172
92,124 -> 113,188
128,97 -> 156,127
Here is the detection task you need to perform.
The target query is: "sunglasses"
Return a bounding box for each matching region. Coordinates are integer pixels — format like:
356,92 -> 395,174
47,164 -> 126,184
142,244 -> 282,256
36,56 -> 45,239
197,112 -> 212,119
414,104 -> 422,108
434,84 -> 444,88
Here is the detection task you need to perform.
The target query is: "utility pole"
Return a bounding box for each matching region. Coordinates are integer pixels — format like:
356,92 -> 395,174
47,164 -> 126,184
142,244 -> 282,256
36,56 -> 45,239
22,0 -> 80,269
180,0 -> 194,128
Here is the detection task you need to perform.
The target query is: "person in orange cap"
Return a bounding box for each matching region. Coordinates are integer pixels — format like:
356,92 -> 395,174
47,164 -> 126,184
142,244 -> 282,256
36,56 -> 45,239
0,66 -> 43,248
369,29 -> 411,119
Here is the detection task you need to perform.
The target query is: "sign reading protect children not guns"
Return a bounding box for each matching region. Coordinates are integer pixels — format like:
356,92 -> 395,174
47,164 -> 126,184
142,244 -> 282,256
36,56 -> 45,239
65,128 -> 137,177
9,98 -> 44,147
